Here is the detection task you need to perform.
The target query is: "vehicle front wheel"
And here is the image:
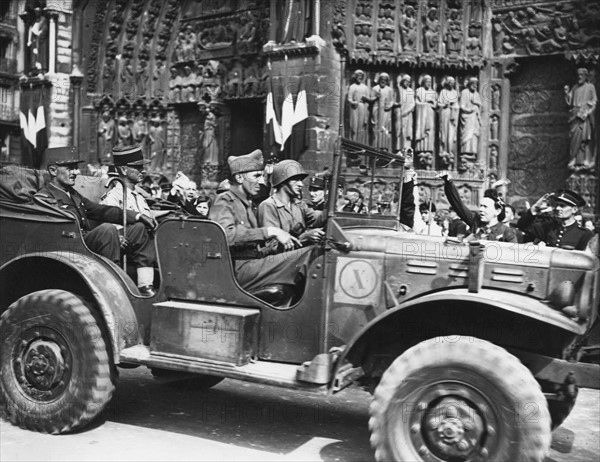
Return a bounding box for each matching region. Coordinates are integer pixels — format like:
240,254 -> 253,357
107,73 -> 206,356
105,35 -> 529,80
369,336 -> 551,462
0,290 -> 115,434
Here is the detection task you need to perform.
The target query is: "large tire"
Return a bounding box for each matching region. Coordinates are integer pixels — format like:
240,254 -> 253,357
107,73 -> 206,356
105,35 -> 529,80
150,367 -> 224,389
369,337 -> 551,462
0,290 -> 115,434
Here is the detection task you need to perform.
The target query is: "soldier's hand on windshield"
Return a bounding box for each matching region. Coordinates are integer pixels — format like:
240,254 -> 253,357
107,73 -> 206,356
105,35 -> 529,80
138,214 -> 157,231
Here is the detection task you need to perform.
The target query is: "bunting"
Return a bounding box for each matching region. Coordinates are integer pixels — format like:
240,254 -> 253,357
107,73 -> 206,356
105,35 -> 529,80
19,86 -> 48,168
266,73 -> 282,147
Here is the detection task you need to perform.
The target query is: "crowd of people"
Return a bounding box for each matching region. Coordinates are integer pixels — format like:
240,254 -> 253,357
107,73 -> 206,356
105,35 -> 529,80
34,144 -> 598,302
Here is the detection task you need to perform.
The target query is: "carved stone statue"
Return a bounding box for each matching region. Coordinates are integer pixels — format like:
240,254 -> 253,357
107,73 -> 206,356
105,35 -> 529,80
490,114 -> 499,140
135,60 -> 149,96
423,8 -> 440,53
132,112 -> 148,158
437,76 -> 459,167
399,5 -> 417,51
183,24 -> 197,61
459,77 -> 482,156
149,115 -> 167,171
415,75 -> 437,164
27,7 -> 49,73
117,116 -> 133,146
169,67 -> 182,103
368,72 -> 395,151
153,58 -> 168,98
347,69 -> 370,144
491,84 -> 501,111
181,65 -> 197,102
200,105 -> 220,163
564,68 -> 597,171
98,110 -> 115,161
394,74 -> 415,152
445,10 -> 462,54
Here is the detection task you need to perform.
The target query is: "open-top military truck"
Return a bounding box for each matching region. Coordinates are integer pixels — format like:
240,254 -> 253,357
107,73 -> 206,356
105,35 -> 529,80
1,136 -> 599,462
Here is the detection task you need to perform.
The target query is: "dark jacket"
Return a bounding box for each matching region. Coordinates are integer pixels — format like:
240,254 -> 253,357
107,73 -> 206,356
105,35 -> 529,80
36,183 -> 137,232
444,178 -> 517,243
517,210 -> 592,251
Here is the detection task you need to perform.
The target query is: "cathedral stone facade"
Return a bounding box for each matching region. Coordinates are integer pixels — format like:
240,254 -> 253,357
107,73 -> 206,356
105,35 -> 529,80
16,0 -> 600,215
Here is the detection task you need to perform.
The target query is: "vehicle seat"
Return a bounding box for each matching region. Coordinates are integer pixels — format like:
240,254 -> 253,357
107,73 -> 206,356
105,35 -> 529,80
249,284 -> 295,307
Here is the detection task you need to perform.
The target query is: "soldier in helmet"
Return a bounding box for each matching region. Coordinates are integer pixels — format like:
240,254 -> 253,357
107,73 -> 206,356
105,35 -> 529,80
209,149 -> 314,292
258,160 -> 325,246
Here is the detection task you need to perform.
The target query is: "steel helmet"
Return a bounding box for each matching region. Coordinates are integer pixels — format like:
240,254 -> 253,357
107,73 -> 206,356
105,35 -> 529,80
271,160 -> 308,188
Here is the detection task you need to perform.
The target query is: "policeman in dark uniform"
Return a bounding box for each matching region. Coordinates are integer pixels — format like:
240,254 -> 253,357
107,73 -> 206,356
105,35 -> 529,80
208,149 -> 314,293
517,189 -> 592,251
35,147 -> 157,295
308,175 -> 326,211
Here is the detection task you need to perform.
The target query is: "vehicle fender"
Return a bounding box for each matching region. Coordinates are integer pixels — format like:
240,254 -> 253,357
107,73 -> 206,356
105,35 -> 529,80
332,288 -> 586,384
0,252 -> 140,363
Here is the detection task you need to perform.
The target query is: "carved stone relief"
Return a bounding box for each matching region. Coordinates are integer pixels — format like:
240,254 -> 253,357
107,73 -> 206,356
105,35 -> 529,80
508,59 -> 571,203
492,2 -> 600,57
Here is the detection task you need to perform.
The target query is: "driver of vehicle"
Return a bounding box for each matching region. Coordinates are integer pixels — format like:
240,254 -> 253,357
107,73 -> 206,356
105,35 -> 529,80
258,160 -> 325,247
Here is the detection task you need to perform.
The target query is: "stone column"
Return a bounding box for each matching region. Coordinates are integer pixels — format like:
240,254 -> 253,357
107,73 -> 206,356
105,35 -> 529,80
45,9 -> 60,74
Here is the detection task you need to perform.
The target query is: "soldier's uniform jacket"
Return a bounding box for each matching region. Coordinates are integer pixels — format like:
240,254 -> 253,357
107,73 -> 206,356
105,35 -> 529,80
36,183 -> 137,233
258,195 -> 324,238
517,210 -> 592,251
208,188 -> 270,259
101,182 -> 152,217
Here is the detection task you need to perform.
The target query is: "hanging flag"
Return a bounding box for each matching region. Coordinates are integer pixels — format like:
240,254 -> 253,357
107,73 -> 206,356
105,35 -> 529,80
266,73 -> 282,147
19,88 -> 37,167
280,74 -> 295,150
34,88 -> 48,164
287,74 -> 309,160
292,75 -> 308,126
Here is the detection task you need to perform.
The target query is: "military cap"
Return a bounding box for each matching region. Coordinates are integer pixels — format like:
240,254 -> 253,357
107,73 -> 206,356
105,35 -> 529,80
309,176 -> 325,190
112,145 -> 150,166
228,149 -> 264,175
554,189 -> 586,208
42,146 -> 83,168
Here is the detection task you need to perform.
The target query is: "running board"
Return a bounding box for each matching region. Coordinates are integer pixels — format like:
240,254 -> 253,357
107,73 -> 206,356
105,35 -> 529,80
120,345 -> 328,393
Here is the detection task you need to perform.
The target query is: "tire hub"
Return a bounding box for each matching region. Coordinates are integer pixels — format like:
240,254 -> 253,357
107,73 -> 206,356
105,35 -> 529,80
14,327 -> 71,401
406,383 -> 498,461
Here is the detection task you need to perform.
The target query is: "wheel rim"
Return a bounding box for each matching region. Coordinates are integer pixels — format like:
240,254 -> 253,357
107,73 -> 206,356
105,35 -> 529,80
13,326 -> 72,402
391,380 -> 499,461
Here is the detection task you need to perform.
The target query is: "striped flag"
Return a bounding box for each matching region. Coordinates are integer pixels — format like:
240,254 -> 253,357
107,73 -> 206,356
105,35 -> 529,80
280,76 -> 295,150
266,74 -> 282,147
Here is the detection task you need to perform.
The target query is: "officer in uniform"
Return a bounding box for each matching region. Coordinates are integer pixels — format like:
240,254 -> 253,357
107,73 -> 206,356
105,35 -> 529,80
517,189 -> 592,251
35,147 -> 157,295
100,145 -> 158,295
308,175 -> 326,211
258,160 -> 325,246
208,149 -> 314,293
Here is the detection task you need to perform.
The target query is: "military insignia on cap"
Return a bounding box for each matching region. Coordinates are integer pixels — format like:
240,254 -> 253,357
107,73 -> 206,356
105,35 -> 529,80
554,189 -> 586,208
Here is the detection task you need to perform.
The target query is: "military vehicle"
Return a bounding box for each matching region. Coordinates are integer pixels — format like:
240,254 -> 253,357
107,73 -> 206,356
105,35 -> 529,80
1,138 -> 598,461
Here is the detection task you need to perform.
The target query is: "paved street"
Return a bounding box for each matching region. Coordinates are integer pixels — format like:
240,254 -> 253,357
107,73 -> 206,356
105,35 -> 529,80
1,366 -> 599,461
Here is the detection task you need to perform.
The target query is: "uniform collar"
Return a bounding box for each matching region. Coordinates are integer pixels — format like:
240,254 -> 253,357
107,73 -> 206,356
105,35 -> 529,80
229,186 -> 252,208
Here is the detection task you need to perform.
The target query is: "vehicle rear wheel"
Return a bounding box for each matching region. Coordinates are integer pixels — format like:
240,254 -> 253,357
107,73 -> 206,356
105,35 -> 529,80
0,290 -> 115,434
150,368 -> 224,389
369,337 -> 551,462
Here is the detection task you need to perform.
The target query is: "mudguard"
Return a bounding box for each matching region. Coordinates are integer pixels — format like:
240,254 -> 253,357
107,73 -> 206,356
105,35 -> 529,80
0,252 -> 140,363
332,288 -> 587,384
